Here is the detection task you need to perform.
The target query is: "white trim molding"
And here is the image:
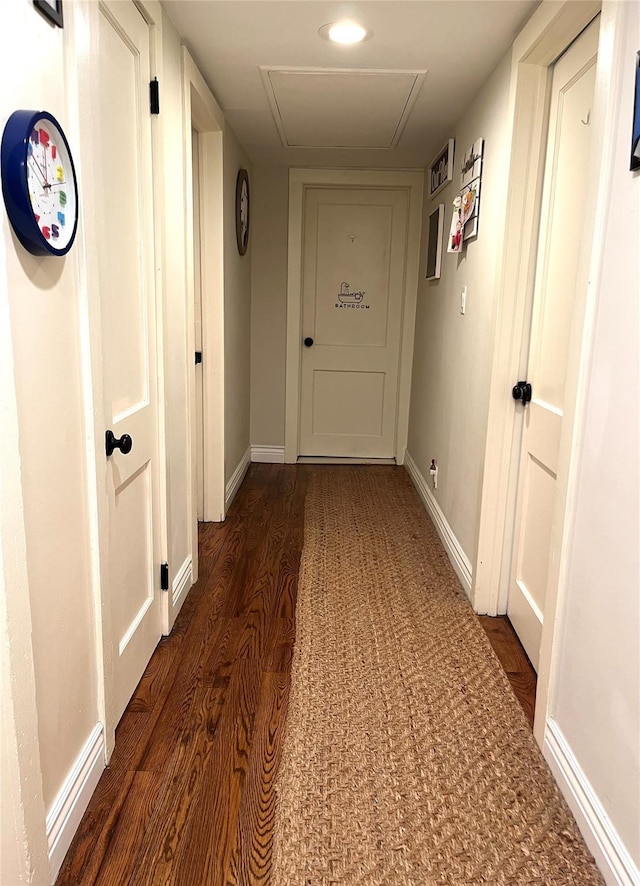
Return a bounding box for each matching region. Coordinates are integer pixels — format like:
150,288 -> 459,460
172,556 -> 193,614
225,446 -> 251,510
182,47 -> 226,533
544,720 -> 639,886
404,451 -> 473,599
251,444 -> 285,464
46,724 -> 105,881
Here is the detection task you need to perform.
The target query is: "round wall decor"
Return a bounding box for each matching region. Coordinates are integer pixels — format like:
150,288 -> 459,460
1,109 -> 79,256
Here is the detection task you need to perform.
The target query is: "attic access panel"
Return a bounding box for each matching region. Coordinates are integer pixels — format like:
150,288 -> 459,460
260,67 -> 427,150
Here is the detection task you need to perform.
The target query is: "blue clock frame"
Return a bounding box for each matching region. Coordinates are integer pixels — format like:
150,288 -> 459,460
1,109 -> 78,256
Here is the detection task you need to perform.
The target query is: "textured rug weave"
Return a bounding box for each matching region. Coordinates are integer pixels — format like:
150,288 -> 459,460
272,467 -> 603,885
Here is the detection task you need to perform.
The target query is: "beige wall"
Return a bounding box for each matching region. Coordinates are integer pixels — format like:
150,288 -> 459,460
250,167 -> 289,447
1,222 -> 49,884
1,0 -> 97,815
224,128 -> 253,480
406,53 -> 512,560
549,0 -> 639,861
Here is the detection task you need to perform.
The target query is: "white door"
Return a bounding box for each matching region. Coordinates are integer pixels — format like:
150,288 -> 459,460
98,0 -> 162,722
192,129 -> 205,521
300,188 -> 408,458
507,18 -> 599,670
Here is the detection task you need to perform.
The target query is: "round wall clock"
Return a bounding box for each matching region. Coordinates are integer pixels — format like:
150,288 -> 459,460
1,109 -> 79,256
235,168 -> 250,255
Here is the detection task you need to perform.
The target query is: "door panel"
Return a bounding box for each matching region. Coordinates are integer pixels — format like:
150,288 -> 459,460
98,0 -> 162,722
507,18 -> 599,670
112,463 -> 153,652
300,188 -> 408,457
312,370 -> 385,437
192,129 -> 204,521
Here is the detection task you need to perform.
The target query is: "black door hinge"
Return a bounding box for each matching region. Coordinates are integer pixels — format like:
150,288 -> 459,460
195,351 -> 202,365
150,78 -> 160,115
160,562 -> 169,591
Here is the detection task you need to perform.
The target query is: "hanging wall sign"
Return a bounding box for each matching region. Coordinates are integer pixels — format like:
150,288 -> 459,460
334,281 -> 369,309
460,137 -> 483,241
428,139 -> 455,198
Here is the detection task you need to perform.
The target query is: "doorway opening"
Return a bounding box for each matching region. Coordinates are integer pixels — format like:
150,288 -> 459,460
183,48 -> 226,571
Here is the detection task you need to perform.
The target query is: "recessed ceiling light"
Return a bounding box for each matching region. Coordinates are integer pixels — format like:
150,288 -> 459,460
318,21 -> 372,45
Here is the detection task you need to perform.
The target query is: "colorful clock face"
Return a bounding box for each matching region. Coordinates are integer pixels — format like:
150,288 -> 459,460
26,119 -> 76,251
1,110 -> 79,256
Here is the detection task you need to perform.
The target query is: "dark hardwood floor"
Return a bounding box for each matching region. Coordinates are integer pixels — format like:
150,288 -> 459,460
56,464 -> 536,885
479,615 -> 537,727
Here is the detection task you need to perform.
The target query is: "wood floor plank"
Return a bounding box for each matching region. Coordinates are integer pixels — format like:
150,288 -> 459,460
93,771 -> 163,886
228,671 -> 289,885
265,617 -> 296,673
130,660 -> 264,885
479,615 -> 537,726
124,678 -> 238,884
54,769 -> 137,886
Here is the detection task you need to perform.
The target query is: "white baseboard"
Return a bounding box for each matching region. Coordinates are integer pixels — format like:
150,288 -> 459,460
404,450 -> 473,599
172,556 -> 192,615
297,456 -> 396,465
46,723 -> 105,882
225,446 -> 251,510
251,444 -> 285,463
544,720 -> 639,886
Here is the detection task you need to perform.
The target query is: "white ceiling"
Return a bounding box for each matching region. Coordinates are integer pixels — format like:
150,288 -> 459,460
162,0 -> 540,169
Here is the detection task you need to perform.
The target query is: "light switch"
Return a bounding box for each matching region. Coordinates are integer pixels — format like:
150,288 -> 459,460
461,286 -> 467,315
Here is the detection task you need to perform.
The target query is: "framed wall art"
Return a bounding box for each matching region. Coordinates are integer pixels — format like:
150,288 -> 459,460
428,139 -> 455,198
631,51 -> 640,171
460,137 -> 484,241
235,168 -> 250,255
425,204 -> 444,280
33,0 -> 63,27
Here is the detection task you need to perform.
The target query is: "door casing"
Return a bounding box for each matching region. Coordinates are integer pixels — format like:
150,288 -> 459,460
507,18 -> 599,672
182,48 -> 226,536
285,168 -> 423,464
471,0 -> 616,743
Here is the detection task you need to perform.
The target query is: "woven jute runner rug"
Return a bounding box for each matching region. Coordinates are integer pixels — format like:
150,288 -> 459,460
272,467 -> 603,885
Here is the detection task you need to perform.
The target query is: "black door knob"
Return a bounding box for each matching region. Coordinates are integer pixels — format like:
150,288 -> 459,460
512,380 -> 532,404
303,337 -> 314,348
105,430 -> 133,457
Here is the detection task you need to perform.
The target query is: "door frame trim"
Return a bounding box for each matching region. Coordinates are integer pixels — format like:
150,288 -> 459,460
181,49 -> 226,591
284,168 -> 423,464
471,0 -> 612,742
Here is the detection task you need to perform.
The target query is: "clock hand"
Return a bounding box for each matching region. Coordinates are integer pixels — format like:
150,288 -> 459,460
28,154 -> 48,188
43,143 -> 49,186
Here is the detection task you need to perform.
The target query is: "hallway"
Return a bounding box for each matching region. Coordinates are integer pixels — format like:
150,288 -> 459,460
56,465 -> 536,884
2,3 -> 638,882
